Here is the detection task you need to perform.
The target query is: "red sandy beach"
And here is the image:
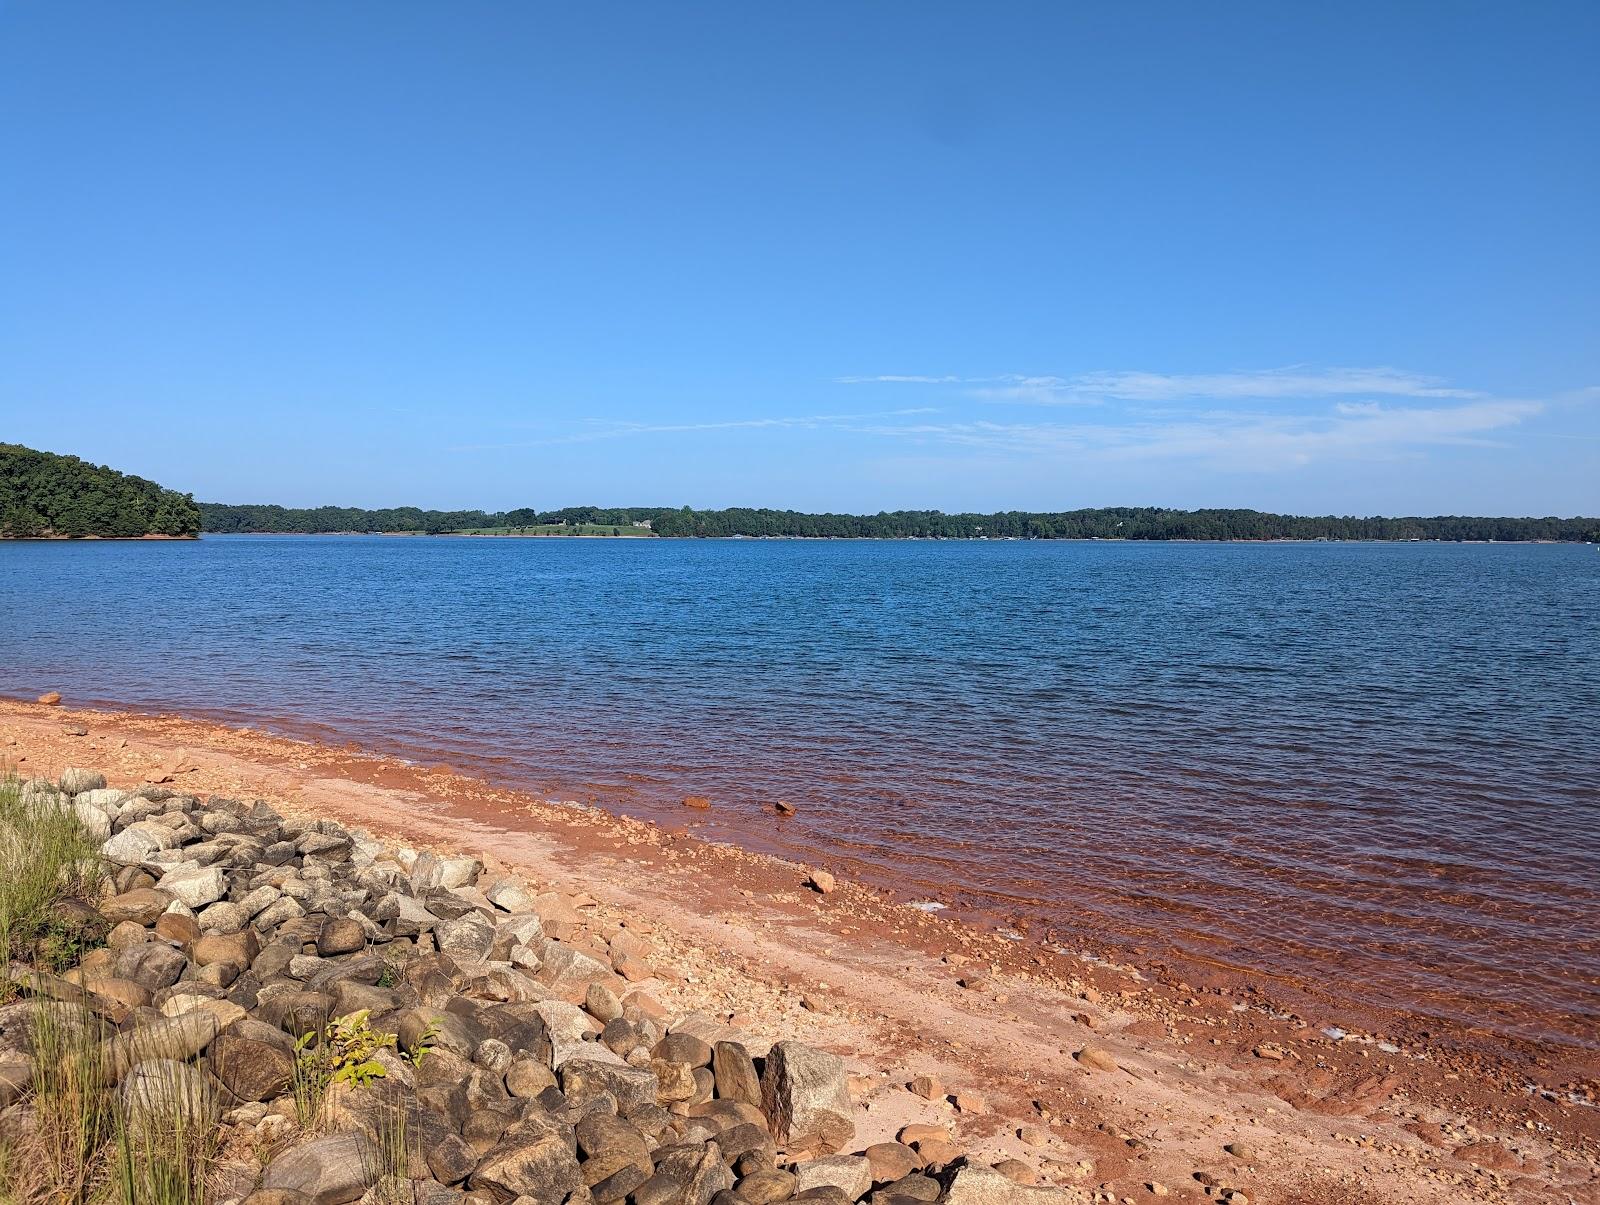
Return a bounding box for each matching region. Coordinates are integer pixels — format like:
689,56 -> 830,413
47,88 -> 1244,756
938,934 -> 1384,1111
2,696 -> 1596,1204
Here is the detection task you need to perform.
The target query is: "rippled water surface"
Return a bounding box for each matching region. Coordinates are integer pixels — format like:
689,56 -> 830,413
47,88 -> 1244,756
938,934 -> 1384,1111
4,536 -> 1597,1048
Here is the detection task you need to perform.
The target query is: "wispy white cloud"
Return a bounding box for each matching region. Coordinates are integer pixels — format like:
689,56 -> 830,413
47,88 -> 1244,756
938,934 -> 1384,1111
450,365 -> 1561,475
450,407 -> 940,452
842,366 -> 1481,405
846,398 -> 1543,470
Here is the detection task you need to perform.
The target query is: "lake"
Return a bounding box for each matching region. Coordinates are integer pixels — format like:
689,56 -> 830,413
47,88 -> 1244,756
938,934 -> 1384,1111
4,535 -> 1597,1051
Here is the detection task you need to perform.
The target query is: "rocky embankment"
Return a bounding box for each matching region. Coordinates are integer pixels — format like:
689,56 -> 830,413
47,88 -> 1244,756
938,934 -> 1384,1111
0,768 -> 1064,1205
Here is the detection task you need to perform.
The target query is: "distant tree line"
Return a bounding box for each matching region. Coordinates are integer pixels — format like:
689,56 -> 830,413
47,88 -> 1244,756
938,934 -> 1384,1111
198,501 -> 1600,542
197,504 -> 505,535
1,444 -> 201,538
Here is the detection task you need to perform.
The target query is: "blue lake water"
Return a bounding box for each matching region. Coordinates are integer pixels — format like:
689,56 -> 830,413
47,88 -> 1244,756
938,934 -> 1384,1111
3,535 -> 1597,1049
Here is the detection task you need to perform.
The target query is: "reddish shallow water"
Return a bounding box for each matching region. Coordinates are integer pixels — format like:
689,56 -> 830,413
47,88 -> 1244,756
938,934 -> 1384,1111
3,535 -> 1597,1054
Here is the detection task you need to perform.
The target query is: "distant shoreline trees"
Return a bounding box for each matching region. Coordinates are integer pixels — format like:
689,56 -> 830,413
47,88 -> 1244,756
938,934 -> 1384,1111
197,501 -> 1600,543
8,438 -> 1587,544
1,444 -> 201,538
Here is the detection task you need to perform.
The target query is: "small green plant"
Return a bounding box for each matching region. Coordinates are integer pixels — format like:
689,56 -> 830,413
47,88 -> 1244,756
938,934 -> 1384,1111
325,1009 -> 396,1087
291,1028 -> 330,1129
375,945 -> 407,989
293,1010 -> 398,1126
401,1019 -> 438,1068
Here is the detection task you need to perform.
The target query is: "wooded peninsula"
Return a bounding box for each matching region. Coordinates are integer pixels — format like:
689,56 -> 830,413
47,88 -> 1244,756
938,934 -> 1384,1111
0,443 -> 201,538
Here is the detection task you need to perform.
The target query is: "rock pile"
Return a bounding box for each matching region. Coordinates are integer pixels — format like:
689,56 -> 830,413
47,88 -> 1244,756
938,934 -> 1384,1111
0,770 -> 1066,1205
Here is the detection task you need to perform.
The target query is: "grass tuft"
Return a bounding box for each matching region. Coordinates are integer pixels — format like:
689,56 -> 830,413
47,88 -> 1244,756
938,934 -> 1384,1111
0,775 -> 105,991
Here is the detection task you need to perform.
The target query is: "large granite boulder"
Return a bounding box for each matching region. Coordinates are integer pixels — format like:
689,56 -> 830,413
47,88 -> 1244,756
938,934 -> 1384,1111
760,1040 -> 853,1154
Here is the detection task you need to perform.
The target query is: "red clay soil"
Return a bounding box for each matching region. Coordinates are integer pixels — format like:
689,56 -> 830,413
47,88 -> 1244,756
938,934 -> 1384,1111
3,698 -> 1596,1205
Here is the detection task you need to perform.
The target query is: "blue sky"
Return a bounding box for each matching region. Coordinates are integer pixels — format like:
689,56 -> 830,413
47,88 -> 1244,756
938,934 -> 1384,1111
1,2 -> 1596,515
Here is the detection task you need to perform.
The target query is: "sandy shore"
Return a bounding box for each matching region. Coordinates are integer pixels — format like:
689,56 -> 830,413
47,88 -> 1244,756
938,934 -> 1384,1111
2,697 -> 1595,1204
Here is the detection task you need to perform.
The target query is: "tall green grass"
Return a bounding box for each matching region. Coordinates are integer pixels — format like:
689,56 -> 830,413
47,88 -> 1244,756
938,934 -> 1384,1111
0,775 -> 105,990
23,1002 -> 116,1203
2,1005 -> 217,1204
0,776 -> 212,1204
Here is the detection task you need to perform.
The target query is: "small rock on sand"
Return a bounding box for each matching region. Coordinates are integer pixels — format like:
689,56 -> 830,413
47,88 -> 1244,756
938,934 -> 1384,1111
38,691 -> 61,705
774,801 -> 796,816
808,870 -> 836,894
682,795 -> 711,809
953,1091 -> 987,1115
908,1074 -> 943,1100
1075,1046 -> 1119,1073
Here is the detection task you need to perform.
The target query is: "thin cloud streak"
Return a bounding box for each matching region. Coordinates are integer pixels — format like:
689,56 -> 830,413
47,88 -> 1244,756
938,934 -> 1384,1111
844,366 -> 1481,405
448,366 -> 1564,476
450,407 -> 941,452
847,399 -> 1543,470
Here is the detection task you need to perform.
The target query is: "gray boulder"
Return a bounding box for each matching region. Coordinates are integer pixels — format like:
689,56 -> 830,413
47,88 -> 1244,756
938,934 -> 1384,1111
793,1156 -> 872,1200
436,915 -> 495,963
103,823 -> 178,866
119,1058 -> 217,1128
652,1141 -> 734,1205
157,864 -> 228,908
59,768 -> 107,795
105,1012 -> 221,1078
561,1057 -> 658,1118
940,1165 -> 1072,1205
760,1041 -> 853,1155
262,1134 -> 376,1205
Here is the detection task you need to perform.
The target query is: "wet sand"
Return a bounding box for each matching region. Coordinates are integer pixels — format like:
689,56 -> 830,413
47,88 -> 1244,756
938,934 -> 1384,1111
2,697 -> 1596,1204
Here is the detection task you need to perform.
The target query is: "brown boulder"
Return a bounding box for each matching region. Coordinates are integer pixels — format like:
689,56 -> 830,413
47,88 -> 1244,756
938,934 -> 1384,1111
712,1040 -> 762,1108
470,1117 -> 583,1203
316,917 -> 365,957
107,920 -> 152,948
155,912 -> 202,945
212,1033 -> 294,1102
655,1032 -> 714,1067
194,928 -> 261,969
101,888 -> 172,926
907,1074 -> 943,1101
864,1143 -> 922,1182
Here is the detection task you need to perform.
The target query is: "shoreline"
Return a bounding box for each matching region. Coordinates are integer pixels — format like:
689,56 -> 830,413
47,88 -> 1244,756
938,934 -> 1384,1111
0,532 -> 198,541
2,696 -> 1595,1203
178,533 -> 1587,544
1,691 -> 1588,1067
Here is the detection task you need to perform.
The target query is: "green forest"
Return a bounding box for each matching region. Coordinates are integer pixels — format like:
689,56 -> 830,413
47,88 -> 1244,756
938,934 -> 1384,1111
0,444 -> 201,538
199,501 -> 1600,542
